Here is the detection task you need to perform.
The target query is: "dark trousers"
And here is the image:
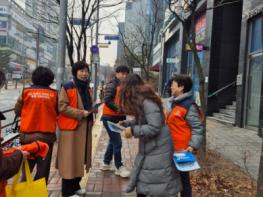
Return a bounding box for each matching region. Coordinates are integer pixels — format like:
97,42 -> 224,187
62,177 -> 81,196
102,119 -> 123,168
180,171 -> 192,197
24,143 -> 53,184
137,194 -> 147,197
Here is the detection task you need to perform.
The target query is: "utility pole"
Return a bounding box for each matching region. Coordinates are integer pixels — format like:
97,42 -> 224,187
36,28 -> 40,67
93,0 -> 100,102
56,0 -> 68,89
90,21 -> 94,83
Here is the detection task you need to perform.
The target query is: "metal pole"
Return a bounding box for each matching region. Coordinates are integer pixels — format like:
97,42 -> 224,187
93,0 -> 100,102
56,0 -> 68,90
36,28 -> 40,67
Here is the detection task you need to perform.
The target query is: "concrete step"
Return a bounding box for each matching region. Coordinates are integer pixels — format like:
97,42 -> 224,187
213,112 -> 235,120
207,116 -> 235,126
226,105 -> 236,110
219,108 -> 236,116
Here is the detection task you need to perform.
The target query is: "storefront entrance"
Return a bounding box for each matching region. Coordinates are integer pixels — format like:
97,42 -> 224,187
245,16 -> 263,128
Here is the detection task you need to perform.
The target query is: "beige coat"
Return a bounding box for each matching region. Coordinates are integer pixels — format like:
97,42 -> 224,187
56,87 -> 93,179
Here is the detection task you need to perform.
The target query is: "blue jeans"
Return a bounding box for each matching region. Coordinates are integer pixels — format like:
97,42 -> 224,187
102,119 -> 123,168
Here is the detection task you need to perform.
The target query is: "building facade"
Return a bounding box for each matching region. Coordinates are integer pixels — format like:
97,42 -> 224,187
236,0 -> 263,130
0,0 -> 58,78
124,0 -> 167,67
0,0 -> 36,79
159,0 -> 263,131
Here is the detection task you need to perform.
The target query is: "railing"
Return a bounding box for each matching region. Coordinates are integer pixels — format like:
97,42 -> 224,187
1,108 -> 20,147
208,81 -> 236,99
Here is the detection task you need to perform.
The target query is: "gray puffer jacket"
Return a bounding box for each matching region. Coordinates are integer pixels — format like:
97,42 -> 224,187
123,99 -> 182,197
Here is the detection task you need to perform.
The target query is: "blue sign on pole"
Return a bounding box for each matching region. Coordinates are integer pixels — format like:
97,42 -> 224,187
90,45 -> 99,54
104,35 -> 119,41
70,18 -> 89,27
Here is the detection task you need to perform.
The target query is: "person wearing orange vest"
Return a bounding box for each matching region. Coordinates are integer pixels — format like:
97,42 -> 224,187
15,66 -> 57,184
166,74 -> 204,197
57,61 -> 96,197
100,65 -> 131,178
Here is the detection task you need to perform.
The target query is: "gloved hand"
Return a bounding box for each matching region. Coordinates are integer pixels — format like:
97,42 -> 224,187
123,127 -> 133,138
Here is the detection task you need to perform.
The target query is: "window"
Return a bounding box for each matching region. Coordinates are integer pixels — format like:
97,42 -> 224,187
250,16 -> 263,53
0,36 -> 6,46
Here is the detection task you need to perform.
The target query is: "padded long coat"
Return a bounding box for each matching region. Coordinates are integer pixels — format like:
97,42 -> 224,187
56,86 -> 93,179
124,99 -> 182,197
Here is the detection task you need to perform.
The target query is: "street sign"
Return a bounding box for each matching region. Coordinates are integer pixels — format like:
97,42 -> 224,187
104,35 -> 119,41
70,18 -> 89,26
166,58 -> 176,64
90,45 -> 99,54
98,43 -> 109,48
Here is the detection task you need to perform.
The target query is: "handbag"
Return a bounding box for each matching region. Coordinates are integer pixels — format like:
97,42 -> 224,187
5,159 -> 48,197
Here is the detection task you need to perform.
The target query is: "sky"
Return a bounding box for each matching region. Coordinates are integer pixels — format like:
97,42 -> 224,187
95,2 -> 125,66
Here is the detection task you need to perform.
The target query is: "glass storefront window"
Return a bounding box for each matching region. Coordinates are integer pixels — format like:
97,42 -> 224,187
246,55 -> 263,127
246,15 -> 263,128
250,17 -> 263,53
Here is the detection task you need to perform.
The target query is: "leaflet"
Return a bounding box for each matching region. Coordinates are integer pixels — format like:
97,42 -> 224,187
173,151 -> 200,172
107,121 -> 125,133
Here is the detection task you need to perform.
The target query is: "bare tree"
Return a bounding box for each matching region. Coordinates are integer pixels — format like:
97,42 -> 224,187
63,0 -> 123,65
30,0 -> 123,66
120,0 -> 165,81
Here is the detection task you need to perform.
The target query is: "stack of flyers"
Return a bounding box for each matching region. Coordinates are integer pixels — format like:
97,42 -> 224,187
173,151 -> 200,172
107,121 -> 125,133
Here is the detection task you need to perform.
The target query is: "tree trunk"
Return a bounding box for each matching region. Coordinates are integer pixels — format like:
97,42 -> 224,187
257,140 -> 263,196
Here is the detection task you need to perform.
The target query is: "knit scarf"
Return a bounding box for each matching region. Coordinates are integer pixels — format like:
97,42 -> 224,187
74,77 -> 92,111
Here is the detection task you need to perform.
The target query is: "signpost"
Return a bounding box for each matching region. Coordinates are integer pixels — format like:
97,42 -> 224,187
104,35 -> 119,41
98,43 -> 109,48
90,45 -> 99,54
70,18 -> 89,27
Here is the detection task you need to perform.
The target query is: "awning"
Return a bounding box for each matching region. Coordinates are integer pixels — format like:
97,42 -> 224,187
150,63 -> 160,72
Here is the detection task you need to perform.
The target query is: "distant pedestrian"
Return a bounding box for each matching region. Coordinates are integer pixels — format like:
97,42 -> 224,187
100,65 -> 130,178
166,74 -> 204,197
119,74 -> 182,197
57,61 -> 96,197
99,80 -> 105,102
15,66 -> 57,184
0,70 -> 29,197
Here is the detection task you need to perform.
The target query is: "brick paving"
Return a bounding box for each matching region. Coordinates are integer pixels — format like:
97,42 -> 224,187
47,113 -> 139,197
85,131 -> 138,197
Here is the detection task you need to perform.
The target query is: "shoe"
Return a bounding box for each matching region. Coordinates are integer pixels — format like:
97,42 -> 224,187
100,163 -> 114,171
75,188 -> 86,195
68,195 -> 79,197
115,166 -> 130,178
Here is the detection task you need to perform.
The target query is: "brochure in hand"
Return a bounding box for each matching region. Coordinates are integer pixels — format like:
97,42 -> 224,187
173,151 -> 200,172
107,121 -> 125,133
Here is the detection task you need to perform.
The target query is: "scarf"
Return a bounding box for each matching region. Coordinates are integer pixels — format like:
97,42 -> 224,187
73,77 -> 92,111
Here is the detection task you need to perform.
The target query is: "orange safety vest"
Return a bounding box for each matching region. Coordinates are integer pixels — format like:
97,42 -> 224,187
167,98 -> 201,151
102,86 -> 124,117
20,86 -> 57,134
57,82 -> 92,130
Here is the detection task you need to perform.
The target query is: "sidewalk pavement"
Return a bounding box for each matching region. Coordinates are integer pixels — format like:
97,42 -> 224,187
207,119 -> 262,180
47,117 -> 262,196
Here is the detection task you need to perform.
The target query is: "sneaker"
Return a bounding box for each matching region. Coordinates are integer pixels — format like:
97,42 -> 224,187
100,163 -> 114,171
115,166 -> 130,178
68,195 -> 79,197
75,189 -> 86,195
